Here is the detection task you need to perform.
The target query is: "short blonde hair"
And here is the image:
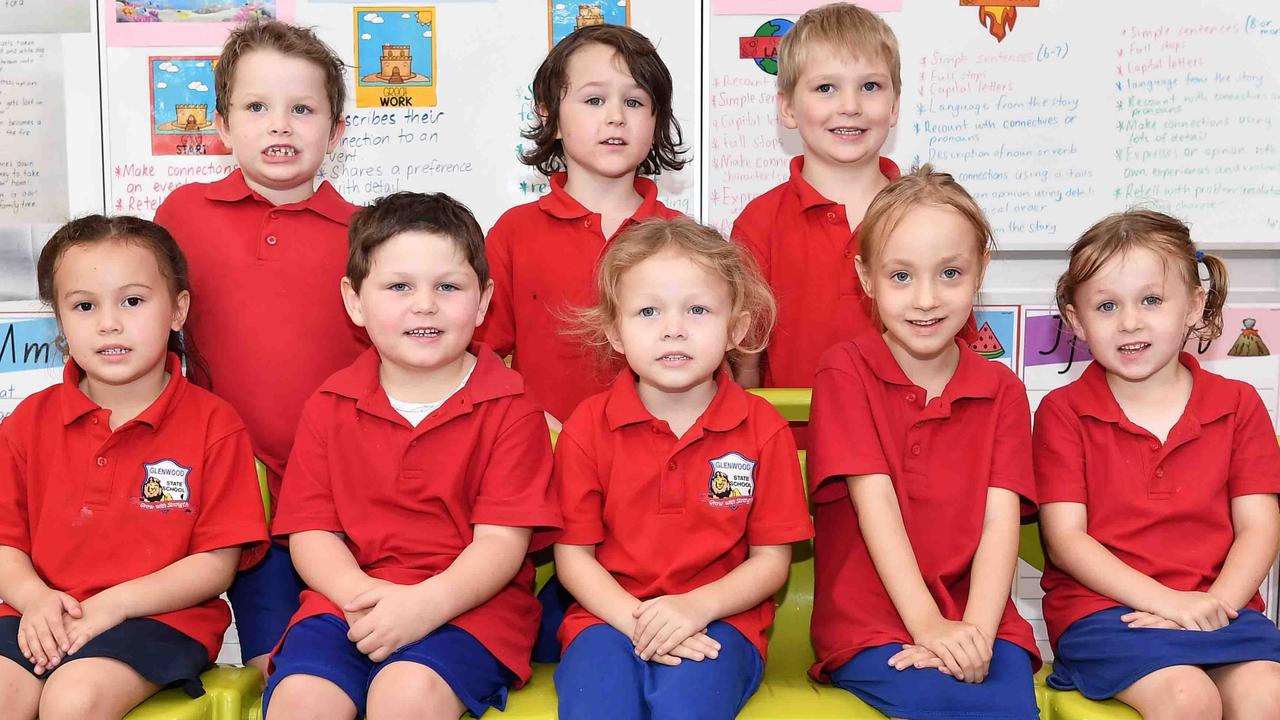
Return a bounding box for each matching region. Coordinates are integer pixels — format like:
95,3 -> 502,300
574,217 -> 776,359
777,2 -> 902,99
1056,210 -> 1227,343
859,164 -> 994,270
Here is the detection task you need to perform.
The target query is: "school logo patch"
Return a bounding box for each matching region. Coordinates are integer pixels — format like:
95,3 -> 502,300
705,452 -> 756,510
139,459 -> 192,511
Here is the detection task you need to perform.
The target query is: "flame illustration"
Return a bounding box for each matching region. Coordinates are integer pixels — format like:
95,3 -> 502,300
978,5 -> 1017,42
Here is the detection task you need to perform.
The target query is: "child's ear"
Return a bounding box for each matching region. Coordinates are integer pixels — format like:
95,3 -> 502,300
340,277 -> 367,328
605,323 -> 624,356
1063,303 -> 1086,342
214,111 -> 232,150
854,255 -> 873,297
1186,284 -> 1207,331
474,278 -> 495,328
326,116 -> 346,154
171,289 -> 191,332
778,91 -> 798,130
727,310 -> 751,350
539,104 -> 559,140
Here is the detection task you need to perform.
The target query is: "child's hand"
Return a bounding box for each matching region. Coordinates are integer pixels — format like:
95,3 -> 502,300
1155,591 -> 1238,631
17,589 -> 81,675
912,618 -> 992,683
344,580 -> 449,662
1119,611 -> 1181,629
887,643 -> 954,676
647,631 -> 722,666
630,593 -> 716,661
342,578 -> 394,630
64,592 -> 126,657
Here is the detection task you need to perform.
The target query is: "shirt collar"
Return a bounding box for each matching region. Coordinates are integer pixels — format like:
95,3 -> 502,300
785,155 -> 902,211
1072,352 -> 1235,426
320,344 -> 524,421
603,365 -> 748,433
204,169 -> 356,225
59,352 -> 185,429
852,331 -> 999,402
536,172 -> 663,221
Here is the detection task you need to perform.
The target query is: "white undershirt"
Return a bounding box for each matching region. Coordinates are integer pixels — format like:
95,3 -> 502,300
386,365 -> 475,427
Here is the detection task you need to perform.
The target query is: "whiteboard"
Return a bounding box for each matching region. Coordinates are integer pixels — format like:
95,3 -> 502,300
704,0 -> 1280,249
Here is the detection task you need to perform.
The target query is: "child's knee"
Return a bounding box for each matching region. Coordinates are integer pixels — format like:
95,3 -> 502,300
368,664 -> 463,720
265,674 -> 355,720
1154,669 -> 1222,720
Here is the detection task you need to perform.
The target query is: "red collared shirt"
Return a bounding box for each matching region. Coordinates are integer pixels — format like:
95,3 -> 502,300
731,156 -> 900,389
272,345 -> 561,684
0,354 -> 268,661
154,170 -> 369,501
807,334 -> 1040,680
477,172 -> 683,422
554,368 -> 814,658
1034,353 -> 1280,647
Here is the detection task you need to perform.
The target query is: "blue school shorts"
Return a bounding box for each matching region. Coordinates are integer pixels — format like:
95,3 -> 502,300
531,574 -> 572,663
226,541 -> 305,661
830,639 -> 1039,720
263,613 -> 515,718
1049,605 -> 1280,699
0,616 -> 209,697
554,620 -> 764,720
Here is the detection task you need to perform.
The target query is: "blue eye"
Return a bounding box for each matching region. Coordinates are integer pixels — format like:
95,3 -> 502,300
1142,296 -> 1162,306
389,283 -> 410,292
862,81 -> 881,92
1098,301 -> 1116,312
941,268 -> 960,280
816,83 -> 835,93
292,104 -> 312,115
891,271 -> 910,283
689,306 -> 708,316
639,307 -> 657,317
247,101 -> 266,112
586,97 -> 604,106
625,98 -> 645,108
437,283 -> 459,292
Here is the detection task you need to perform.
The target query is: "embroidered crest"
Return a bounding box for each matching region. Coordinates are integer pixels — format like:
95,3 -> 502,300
139,459 -> 192,511
705,452 -> 756,509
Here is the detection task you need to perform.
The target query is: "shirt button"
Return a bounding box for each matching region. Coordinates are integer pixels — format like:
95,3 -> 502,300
91,416 -> 99,425
584,218 -> 592,228
651,426 -> 661,434
910,445 -> 921,456
1149,441 -> 1159,451
96,456 -> 107,467
906,393 -> 916,403
265,235 -> 278,245
826,211 -> 836,222
667,460 -> 678,471
1155,467 -> 1165,478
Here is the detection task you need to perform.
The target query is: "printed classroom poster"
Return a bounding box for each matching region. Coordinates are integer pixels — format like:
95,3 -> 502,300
355,7 -> 438,108
109,1 -> 296,46
549,1 -> 630,49
150,57 -> 229,156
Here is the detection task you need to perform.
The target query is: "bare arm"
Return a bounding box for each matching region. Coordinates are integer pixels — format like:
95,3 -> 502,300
0,546 -> 57,613
421,524 -> 531,619
96,548 -> 240,619
962,487 -> 1021,640
554,542 -> 641,635
1209,493 -> 1280,610
289,529 -> 382,607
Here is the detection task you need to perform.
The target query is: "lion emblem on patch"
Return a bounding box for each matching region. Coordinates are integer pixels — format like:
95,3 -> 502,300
705,452 -> 755,509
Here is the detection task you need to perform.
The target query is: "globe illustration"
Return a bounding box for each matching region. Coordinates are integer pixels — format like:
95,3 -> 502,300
752,18 -> 794,75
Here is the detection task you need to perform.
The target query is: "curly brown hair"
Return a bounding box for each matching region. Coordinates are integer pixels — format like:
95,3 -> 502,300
522,24 -> 687,177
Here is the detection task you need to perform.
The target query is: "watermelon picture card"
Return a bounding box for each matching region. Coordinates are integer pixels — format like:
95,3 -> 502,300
973,305 -> 1020,373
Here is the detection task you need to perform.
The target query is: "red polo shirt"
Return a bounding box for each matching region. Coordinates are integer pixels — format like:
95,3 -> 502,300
0,354 -> 269,661
477,173 -> 683,423
807,334 -> 1040,680
154,170 -> 369,501
272,345 -> 561,684
1034,354 -> 1280,648
554,368 -> 814,658
731,156 -> 900,389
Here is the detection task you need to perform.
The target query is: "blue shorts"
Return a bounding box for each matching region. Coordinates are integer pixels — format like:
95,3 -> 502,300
263,613 -> 516,718
0,616 -> 208,697
554,620 -> 764,720
831,639 -> 1039,720
531,574 -> 572,663
1050,606 -> 1280,699
226,541 -> 305,661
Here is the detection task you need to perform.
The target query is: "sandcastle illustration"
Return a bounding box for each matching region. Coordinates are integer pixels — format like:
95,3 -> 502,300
156,103 -> 214,132
1228,318 -> 1270,357
576,4 -> 605,30
362,44 -> 429,84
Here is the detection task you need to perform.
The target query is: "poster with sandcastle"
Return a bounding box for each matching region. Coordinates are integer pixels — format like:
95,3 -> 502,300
549,1 -> 630,48
149,56 -> 229,156
354,7 -> 437,108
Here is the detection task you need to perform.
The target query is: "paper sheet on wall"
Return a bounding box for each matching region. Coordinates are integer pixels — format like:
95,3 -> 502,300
0,0 -> 90,34
0,313 -> 61,425
0,37 -> 69,224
